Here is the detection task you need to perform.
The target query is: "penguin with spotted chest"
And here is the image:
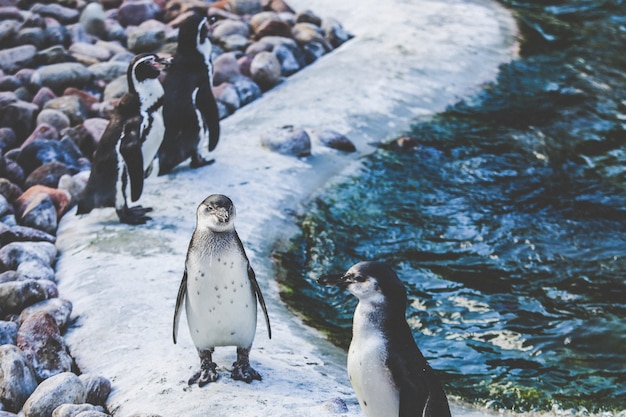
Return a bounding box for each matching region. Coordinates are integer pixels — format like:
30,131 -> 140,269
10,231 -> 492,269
173,194 -> 271,385
319,261 -> 451,417
158,14 -> 220,175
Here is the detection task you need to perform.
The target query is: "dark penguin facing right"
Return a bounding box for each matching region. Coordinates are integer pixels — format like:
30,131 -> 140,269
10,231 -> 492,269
158,14 -> 220,175
319,261 -> 452,417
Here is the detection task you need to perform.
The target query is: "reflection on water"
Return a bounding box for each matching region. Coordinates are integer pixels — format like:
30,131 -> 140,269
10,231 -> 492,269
274,0 -> 626,413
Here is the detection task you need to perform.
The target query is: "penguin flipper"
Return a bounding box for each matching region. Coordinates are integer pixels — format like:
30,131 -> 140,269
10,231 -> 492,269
173,269 -> 188,344
247,264 -> 272,340
119,120 -> 145,202
197,84 -> 220,151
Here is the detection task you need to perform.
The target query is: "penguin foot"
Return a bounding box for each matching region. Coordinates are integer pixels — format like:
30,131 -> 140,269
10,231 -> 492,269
188,361 -> 218,387
231,360 -> 262,383
116,206 -> 153,225
189,153 -> 215,169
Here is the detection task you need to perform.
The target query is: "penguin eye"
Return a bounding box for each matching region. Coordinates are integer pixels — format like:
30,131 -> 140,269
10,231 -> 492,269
354,275 -> 366,283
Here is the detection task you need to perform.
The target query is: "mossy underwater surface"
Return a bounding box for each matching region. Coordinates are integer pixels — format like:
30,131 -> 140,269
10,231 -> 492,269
275,0 -> 626,413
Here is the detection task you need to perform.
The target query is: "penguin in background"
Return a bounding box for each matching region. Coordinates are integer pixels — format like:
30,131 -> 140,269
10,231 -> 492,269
158,14 -> 220,175
77,53 -> 165,224
318,261 -> 452,417
173,194 -> 271,386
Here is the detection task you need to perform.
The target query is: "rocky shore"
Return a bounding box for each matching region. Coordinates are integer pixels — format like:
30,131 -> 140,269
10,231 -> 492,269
0,0 -> 352,415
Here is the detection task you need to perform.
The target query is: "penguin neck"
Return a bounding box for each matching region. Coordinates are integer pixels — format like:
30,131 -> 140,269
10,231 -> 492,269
136,79 -> 164,115
353,298 -> 406,336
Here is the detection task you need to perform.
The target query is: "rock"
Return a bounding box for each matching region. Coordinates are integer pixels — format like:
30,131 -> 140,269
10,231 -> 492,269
17,258 -> 56,281
0,241 -> 56,270
0,19 -> 20,47
0,223 -> 56,246
322,17 -> 352,48
78,375 -> 111,407
87,61 -> 127,84
20,298 -> 72,331
0,128 -> 18,152
0,178 -> 23,204
69,43 -> 112,63
249,50 -> 281,90
323,397 -> 349,414
310,129 -> 356,152
0,45 -> 37,74
32,87 -> 57,110
302,41 -> 326,64
219,34 -> 249,51
117,0 -> 161,27
24,161 -> 72,189
213,82 -> 240,114
30,63 -> 93,94
14,27 -> 46,50
74,411 -> 109,417
0,156 -> 25,187
273,44 -> 300,75
15,186 -> 71,232
262,0 -> 293,13
79,2 -> 107,38
260,125 -> 311,157
0,280 -> 47,314
20,124 -> 59,150
0,345 -> 38,413
58,172 -> 88,205
17,138 -> 85,175
231,75 -> 261,105
17,312 -> 73,381
37,279 -> 59,299
126,26 -> 166,54
43,96 -> 88,126
36,110 -> 70,133
0,99 -> 39,141
0,320 -> 18,344
0,271 -> 19,284
295,9 -> 322,26
254,18 -> 292,40
292,22 -> 331,50
0,75 -> 22,91
30,3 -> 80,25
0,194 -> 11,217
213,19 -> 251,40
102,75 -> 127,101
80,119 -> 108,152
52,403 -> 105,417
42,26 -> 72,49
228,0 -> 261,15
35,45 -> 73,67
22,372 -> 85,417
213,52 -> 242,85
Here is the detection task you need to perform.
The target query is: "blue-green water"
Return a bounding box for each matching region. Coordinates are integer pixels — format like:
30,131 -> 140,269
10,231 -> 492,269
274,0 -> 626,413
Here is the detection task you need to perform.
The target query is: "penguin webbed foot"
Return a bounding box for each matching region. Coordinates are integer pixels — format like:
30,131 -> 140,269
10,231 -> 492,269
231,347 -> 261,383
189,152 -> 215,169
116,205 -> 153,225
189,360 -> 218,387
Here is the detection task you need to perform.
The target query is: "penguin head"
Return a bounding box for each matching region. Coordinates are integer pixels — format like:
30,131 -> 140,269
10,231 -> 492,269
177,14 -> 213,62
196,194 -> 236,233
127,53 -> 162,94
319,261 -> 408,307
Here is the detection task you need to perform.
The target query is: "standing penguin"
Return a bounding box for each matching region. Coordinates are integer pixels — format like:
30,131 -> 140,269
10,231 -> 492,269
173,194 -> 271,385
318,261 -> 451,417
76,53 -> 165,224
158,14 -> 220,175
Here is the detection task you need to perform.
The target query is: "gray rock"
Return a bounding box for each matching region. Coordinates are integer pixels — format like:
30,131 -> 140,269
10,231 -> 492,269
31,4 -> 80,25
0,345 -> 38,413
36,109 -> 70,133
17,311 -> 73,381
79,3 -> 107,38
32,87 -> 57,110
310,129 -> 356,152
322,17 -> 353,48
52,403 -> 103,417
78,375 -> 110,407
17,259 -> 56,282
0,20 -> 20,48
213,19 -> 250,40
16,138 -> 85,176
0,241 -> 57,270
102,75 -> 127,101
22,372 -> 85,417
219,34 -> 250,52
74,411 -> 109,417
20,299 -> 73,331
58,172 -> 88,206
104,18 -> 126,44
0,223 -> 56,246
260,125 -> 311,157
37,279 -> 59,300
295,9 -> 322,26
13,27 -> 46,50
0,280 -> 47,315
323,397 -> 349,414
117,0 -> 160,27
0,194 -> 11,218
30,63 -> 93,94
69,43 -> 112,63
87,61 -> 127,84
0,74 -> 23,91
25,161 -> 72,189
15,192 -> 58,235
212,52 -> 241,86
0,178 -> 23,205
232,75 -> 262,106
43,96 -> 88,126
0,45 -> 37,74
126,27 -> 166,54
0,320 -> 18,344
0,99 -> 39,140
35,46 -> 73,67
302,41 -> 326,64
213,82 -> 240,114
250,51 -> 281,90
228,0 -> 262,15
42,26 -> 72,49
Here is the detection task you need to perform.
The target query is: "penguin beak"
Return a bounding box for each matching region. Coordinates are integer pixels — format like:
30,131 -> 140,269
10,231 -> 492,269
214,207 -> 229,223
156,56 -> 173,70
318,273 -> 350,288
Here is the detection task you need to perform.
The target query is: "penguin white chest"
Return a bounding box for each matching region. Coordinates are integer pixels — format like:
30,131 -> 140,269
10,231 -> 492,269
185,248 -> 257,349
140,107 -> 164,173
191,87 -> 209,145
348,304 -> 400,417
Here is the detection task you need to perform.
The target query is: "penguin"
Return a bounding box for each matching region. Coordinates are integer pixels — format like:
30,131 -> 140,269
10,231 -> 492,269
157,14 -> 220,175
76,53 -> 165,224
318,261 -> 451,417
173,194 -> 271,385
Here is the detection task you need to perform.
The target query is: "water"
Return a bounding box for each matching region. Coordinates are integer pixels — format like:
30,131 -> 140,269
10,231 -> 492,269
274,0 -> 626,413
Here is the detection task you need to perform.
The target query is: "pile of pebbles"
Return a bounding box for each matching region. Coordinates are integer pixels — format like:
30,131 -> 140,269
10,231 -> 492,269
0,0 -> 352,415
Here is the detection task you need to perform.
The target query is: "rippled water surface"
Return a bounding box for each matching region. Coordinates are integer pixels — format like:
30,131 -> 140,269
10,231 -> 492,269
275,0 -> 626,413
